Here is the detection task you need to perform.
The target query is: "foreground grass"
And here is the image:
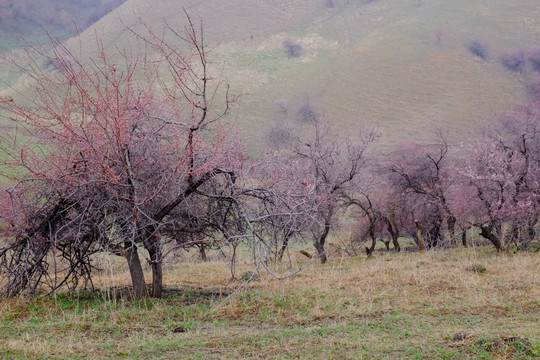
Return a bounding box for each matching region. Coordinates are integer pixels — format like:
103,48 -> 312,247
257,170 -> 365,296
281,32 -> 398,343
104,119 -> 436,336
1,247 -> 539,359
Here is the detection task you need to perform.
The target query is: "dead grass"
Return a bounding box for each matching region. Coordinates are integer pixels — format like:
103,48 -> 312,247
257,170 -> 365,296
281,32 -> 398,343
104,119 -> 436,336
1,246 -> 538,359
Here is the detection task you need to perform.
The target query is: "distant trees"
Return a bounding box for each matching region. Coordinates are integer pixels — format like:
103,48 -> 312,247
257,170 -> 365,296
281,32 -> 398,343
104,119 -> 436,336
501,49 -> 526,72
528,76 -> 540,102
527,47 -> 540,72
283,39 -> 303,58
500,47 -> 540,73
297,102 -> 319,123
434,28 -> 444,45
456,105 -> 540,251
266,105 -> 377,263
386,135 -> 457,249
468,40 -> 488,60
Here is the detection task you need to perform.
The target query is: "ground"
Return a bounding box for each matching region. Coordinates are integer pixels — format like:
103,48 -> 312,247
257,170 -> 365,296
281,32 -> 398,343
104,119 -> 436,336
1,245 -> 539,359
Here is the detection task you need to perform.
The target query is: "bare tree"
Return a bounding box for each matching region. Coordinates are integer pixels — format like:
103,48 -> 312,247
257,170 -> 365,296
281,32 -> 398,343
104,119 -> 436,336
0,12 -> 244,299
387,134 -> 458,250
434,28 -> 444,45
268,117 -> 377,263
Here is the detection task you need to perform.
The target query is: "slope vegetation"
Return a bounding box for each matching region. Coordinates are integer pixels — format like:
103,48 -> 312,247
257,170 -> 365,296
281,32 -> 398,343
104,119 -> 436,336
4,0 -> 540,150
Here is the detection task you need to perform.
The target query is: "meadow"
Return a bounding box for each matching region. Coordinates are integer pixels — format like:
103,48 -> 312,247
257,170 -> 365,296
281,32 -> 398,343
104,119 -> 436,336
1,244 -> 538,359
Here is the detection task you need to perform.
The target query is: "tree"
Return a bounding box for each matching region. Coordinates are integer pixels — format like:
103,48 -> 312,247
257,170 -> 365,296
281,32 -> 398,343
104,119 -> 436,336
269,117 -> 376,263
283,39 -> 302,58
342,171 -> 390,256
434,28 -> 444,45
501,49 -> 526,72
387,135 -> 458,250
527,46 -> 540,72
0,12 -> 244,298
237,155 -> 317,264
457,104 -> 540,251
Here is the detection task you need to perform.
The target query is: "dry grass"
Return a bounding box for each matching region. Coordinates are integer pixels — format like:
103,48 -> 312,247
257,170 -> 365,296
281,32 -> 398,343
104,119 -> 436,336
1,246 -> 538,359
213,248 -> 540,322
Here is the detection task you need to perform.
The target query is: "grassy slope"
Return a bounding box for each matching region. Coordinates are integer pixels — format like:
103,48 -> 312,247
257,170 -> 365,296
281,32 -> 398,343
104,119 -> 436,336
1,248 -> 539,359
2,0 -> 539,151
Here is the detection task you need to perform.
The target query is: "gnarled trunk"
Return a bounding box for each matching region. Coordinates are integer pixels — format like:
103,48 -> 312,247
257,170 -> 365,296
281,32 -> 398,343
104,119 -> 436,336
414,220 -> 427,251
198,245 -> 208,262
124,241 -> 147,299
314,220 -> 330,264
144,233 -> 163,298
385,218 -> 400,252
277,236 -> 290,262
365,224 -> 377,256
461,230 -> 467,248
313,240 -> 327,264
479,225 -> 502,252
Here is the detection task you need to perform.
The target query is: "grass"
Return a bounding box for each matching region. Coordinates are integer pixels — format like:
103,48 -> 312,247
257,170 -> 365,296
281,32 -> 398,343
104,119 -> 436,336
1,246 -> 539,359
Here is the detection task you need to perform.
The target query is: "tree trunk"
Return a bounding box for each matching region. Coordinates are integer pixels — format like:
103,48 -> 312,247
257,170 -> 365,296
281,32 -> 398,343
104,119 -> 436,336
150,256 -> 163,298
314,220 -> 330,264
124,242 -> 147,299
414,220 -> 427,251
527,217 -> 537,245
479,225 -> 502,252
365,224 -> 377,256
199,245 -> 207,262
385,218 -> 400,252
447,215 -> 456,245
527,225 -> 536,244
461,230 -> 467,247
277,237 -> 290,262
313,240 -> 327,263
143,232 -> 163,298
430,223 -> 442,248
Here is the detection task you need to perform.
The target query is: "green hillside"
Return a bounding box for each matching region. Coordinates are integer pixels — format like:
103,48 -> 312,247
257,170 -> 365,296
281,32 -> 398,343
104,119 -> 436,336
4,0 -> 540,150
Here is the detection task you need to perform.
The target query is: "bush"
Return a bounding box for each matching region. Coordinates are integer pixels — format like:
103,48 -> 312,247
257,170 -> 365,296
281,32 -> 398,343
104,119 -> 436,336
501,49 -> 525,72
527,46 -> 540,72
297,103 -> 319,123
466,263 -> 486,274
265,122 -> 293,148
528,76 -> 540,101
468,40 -> 488,60
283,39 -> 302,58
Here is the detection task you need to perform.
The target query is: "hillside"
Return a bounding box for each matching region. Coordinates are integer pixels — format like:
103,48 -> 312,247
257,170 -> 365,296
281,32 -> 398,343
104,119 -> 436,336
4,0 -> 540,150
0,0 -> 127,47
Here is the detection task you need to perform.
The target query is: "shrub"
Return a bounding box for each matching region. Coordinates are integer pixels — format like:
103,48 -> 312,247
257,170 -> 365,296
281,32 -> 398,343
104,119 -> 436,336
528,76 -> 540,101
297,103 -> 319,123
466,263 -> 486,273
283,39 -> 302,58
527,46 -> 540,72
265,122 -> 293,148
468,40 -> 488,60
501,49 -> 525,72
